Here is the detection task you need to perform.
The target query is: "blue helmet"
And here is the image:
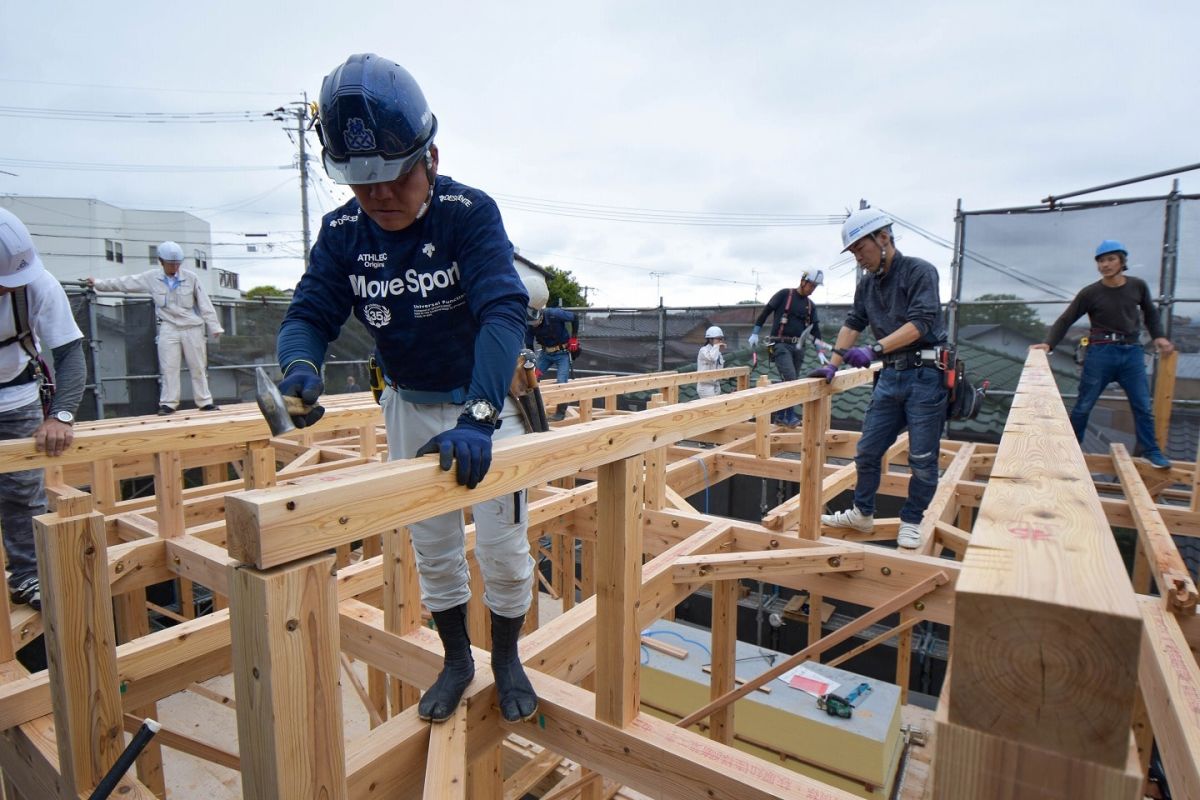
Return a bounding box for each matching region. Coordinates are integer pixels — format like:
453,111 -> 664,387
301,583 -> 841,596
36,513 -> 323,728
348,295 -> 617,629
317,54 -> 438,185
1095,240 -> 1127,260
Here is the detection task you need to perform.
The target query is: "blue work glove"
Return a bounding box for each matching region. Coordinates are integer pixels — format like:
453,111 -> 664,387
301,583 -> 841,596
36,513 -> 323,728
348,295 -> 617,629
842,346 -> 874,368
279,362 -> 325,428
807,364 -> 837,383
747,326 -> 761,349
416,419 -> 494,489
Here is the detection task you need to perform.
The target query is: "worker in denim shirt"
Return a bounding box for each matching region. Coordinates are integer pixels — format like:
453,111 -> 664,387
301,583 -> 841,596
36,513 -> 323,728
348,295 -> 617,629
809,208 -> 948,549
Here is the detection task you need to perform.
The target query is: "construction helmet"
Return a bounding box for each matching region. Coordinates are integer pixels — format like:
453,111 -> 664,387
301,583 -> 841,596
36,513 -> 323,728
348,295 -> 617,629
157,240 -> 184,263
800,269 -> 824,286
841,208 -> 893,252
704,325 -> 724,339
1095,240 -> 1128,259
317,54 -> 438,185
0,208 -> 46,288
522,273 -> 549,323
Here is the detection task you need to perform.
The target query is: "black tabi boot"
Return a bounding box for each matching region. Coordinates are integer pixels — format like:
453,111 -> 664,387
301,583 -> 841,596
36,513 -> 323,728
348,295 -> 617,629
490,610 -> 539,722
418,604 -> 476,722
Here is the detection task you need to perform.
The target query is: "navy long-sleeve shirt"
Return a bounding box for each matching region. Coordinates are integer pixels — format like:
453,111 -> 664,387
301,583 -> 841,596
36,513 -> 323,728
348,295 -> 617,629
526,307 -> 576,348
754,289 -> 821,341
278,175 -> 528,410
843,251 -> 946,347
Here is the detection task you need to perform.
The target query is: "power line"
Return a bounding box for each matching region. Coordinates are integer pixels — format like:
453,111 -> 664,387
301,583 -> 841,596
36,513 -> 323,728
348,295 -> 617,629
0,77 -> 295,98
519,248 -> 757,288
0,157 -> 289,173
492,192 -> 846,227
0,105 -> 275,124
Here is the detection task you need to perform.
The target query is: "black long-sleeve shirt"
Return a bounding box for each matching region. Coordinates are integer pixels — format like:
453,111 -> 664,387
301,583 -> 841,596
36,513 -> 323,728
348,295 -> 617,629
843,251 -> 947,347
1043,277 -> 1163,350
754,289 -> 821,340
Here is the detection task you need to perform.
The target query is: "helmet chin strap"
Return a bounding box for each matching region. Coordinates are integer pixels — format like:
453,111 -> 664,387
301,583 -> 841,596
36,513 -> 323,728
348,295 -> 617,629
414,149 -> 436,221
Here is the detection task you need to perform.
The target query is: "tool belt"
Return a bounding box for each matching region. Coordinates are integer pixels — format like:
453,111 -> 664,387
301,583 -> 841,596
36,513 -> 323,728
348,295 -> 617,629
881,348 -> 941,371
0,361 -> 37,390
769,336 -> 806,345
1088,330 -> 1139,345
543,344 -> 566,354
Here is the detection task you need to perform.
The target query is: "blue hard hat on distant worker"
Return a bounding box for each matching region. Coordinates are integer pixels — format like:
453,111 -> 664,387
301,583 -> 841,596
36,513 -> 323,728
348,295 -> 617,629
317,53 -> 438,185
1095,240 -> 1128,259
841,208 -> 893,252
157,241 -> 184,263
800,269 -> 824,286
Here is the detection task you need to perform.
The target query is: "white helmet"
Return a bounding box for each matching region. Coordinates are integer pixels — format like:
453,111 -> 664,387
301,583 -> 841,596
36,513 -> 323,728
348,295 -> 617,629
157,240 -> 185,263
800,269 -> 824,286
0,208 -> 46,288
840,208 -> 893,252
522,273 -> 549,322
704,325 -> 724,339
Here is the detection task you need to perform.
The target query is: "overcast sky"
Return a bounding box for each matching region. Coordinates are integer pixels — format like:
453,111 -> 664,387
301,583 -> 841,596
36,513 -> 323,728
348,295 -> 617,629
2,1 -> 1198,310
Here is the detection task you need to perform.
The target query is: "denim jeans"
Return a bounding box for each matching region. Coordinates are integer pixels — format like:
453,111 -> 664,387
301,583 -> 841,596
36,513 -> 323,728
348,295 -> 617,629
853,366 -> 948,523
1070,343 -> 1161,454
0,400 -> 47,584
536,349 -> 572,384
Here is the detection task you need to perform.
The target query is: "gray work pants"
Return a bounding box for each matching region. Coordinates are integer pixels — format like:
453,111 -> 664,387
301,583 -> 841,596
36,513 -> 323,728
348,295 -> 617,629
382,388 -> 534,617
0,400 -> 46,584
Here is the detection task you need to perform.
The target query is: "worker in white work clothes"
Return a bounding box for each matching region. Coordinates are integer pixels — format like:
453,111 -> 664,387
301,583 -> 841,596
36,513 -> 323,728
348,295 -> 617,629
88,240 -> 223,414
696,325 -> 726,398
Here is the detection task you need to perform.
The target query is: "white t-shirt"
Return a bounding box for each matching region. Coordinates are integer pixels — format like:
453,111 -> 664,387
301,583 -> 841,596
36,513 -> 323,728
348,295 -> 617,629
0,271 -> 84,413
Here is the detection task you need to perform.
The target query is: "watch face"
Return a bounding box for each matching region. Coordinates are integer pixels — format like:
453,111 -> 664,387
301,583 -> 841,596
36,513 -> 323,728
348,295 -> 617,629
54,411 -> 74,424
466,400 -> 497,423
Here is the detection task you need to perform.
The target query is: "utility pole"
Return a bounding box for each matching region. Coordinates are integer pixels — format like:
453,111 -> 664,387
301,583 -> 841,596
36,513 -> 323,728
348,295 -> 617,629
751,269 -> 762,302
649,272 -> 665,306
296,95 -> 312,269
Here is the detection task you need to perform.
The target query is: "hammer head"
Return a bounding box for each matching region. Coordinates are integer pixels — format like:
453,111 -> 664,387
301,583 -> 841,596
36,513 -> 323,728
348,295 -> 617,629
255,366 -> 296,437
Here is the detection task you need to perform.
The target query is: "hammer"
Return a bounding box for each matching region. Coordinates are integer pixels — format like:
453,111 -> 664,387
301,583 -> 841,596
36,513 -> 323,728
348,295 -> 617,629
255,366 -> 317,437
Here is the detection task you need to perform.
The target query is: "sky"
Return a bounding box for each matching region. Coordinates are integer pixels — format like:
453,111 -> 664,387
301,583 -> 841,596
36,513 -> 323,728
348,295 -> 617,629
2,1 -> 1198,311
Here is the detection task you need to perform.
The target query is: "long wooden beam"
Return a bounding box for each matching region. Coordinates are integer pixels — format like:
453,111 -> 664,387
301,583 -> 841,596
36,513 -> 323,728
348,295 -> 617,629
1137,595 -> 1200,799
228,369 -> 876,568
670,546 -> 862,582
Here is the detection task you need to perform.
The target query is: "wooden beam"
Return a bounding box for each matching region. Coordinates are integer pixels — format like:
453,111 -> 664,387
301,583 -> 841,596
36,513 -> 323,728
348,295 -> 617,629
230,554 -> 347,800
671,546 -> 862,582
949,350 -> 1141,768
709,579 -> 736,744
916,442 -> 976,556
423,703 -> 466,799
1111,443 -> 1198,614
1137,595 -> 1200,800
1153,349 -> 1177,449
798,395 -> 829,538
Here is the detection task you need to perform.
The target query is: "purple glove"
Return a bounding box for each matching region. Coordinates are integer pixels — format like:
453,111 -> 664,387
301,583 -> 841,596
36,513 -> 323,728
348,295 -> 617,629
807,364 -> 837,383
842,346 -> 874,368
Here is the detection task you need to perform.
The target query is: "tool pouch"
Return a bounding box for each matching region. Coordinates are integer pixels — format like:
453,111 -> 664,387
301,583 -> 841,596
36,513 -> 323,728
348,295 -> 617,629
946,354 -> 988,421
367,354 -> 385,404
1074,337 -> 1088,366
509,350 -> 549,433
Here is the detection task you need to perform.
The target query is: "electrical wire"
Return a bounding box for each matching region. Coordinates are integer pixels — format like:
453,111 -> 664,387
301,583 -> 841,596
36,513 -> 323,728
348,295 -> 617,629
0,76 -> 295,97
0,105 -> 275,124
0,157 -> 288,173
519,248 -> 758,288
495,192 -> 846,227
642,629 -> 712,657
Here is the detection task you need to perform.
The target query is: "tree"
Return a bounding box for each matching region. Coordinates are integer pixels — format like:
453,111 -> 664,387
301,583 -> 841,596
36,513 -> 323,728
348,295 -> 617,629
544,266 -> 589,308
245,285 -> 287,299
958,293 -> 1045,340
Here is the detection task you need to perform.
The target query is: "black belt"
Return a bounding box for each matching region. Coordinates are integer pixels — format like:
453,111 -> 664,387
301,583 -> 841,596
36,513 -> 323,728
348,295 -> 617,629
1089,331 -> 1139,345
882,348 -> 940,371
0,362 -> 37,390
543,344 -> 566,353
769,337 -> 804,345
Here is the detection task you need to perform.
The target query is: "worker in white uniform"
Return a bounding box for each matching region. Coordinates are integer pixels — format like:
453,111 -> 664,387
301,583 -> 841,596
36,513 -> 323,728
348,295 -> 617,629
89,240 -> 223,414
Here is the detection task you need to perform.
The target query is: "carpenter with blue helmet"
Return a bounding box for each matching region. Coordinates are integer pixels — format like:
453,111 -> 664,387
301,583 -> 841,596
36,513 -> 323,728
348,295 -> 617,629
747,269 -> 828,426
276,54 -> 537,724
1032,240 -> 1174,469
814,208 -> 949,550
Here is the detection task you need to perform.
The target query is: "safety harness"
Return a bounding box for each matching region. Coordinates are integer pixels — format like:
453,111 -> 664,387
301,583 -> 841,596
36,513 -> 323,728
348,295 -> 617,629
0,287 -> 55,412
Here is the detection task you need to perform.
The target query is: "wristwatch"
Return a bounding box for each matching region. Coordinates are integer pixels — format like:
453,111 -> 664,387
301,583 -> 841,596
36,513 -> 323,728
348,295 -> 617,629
52,410 -> 75,425
461,398 -> 500,428
870,342 -> 885,356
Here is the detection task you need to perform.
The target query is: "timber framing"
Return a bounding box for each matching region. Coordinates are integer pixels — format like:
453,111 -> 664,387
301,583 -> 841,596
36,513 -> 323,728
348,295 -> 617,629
0,355 -> 1194,798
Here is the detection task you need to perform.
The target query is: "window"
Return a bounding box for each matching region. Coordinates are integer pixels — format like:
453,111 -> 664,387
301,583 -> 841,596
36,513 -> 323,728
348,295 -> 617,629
105,239 -> 115,261
114,242 -> 123,263
149,245 -> 158,264
218,270 -> 238,290
194,249 -> 208,271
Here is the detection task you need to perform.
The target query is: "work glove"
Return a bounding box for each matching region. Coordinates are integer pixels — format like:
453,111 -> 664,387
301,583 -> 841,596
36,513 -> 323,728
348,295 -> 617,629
747,333 -> 759,349
814,338 -> 830,366
841,346 -> 874,368
567,337 -> 580,354
279,362 -> 325,428
807,364 -> 837,383
416,419 -> 494,489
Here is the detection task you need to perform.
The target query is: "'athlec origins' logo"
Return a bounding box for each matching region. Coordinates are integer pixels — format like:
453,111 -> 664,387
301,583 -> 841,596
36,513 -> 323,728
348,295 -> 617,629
363,304 -> 392,328
344,118 -> 377,152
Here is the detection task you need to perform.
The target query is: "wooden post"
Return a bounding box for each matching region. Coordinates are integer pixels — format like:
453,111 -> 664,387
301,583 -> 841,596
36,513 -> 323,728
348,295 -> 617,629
230,553 -> 347,800
464,744 -> 502,800
383,527 -> 422,713
709,579 -> 737,744
1153,349 -> 1177,451
895,611 -> 912,707
754,375 -> 770,459
358,424 -> 378,459
578,397 -> 593,423
202,462 -> 226,486
424,704 -> 466,799
90,458 -> 119,513
245,441 -> 277,490
798,394 -> 829,539
595,456 -> 643,727
644,395 -> 667,512
35,511 -> 124,797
